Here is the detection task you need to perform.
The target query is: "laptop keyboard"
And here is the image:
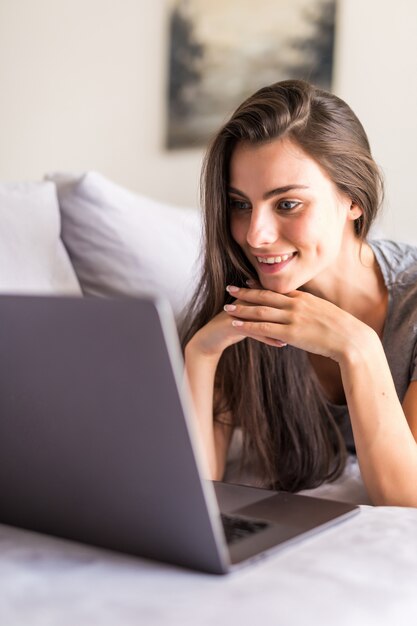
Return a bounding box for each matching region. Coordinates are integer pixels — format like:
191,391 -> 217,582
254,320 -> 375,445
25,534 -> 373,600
220,513 -> 270,545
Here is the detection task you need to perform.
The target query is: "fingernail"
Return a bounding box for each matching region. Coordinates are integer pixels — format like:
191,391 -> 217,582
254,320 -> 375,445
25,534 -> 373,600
224,304 -> 236,312
246,279 -> 255,286
226,285 -> 240,293
232,320 -> 244,327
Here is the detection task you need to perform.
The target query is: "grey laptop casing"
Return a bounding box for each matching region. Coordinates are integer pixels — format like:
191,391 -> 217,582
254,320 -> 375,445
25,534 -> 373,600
0,295 -> 358,574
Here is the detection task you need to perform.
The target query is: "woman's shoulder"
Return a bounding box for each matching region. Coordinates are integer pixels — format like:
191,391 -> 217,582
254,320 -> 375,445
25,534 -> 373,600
370,240 -> 417,349
368,238 -> 417,287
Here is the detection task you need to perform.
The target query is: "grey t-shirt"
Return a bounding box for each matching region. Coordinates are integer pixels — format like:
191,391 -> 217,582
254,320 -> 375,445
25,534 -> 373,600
328,239 -> 417,453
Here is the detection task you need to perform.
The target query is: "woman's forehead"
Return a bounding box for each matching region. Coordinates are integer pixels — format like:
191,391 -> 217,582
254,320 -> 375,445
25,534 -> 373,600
229,138 -> 331,192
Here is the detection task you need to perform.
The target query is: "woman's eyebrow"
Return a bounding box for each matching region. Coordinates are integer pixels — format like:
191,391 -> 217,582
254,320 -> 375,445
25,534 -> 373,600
227,187 -> 249,198
228,185 -> 309,199
263,184 -> 309,199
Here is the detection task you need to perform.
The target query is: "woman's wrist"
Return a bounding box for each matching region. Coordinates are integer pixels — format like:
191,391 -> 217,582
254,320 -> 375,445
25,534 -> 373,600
184,334 -> 223,364
337,324 -> 382,372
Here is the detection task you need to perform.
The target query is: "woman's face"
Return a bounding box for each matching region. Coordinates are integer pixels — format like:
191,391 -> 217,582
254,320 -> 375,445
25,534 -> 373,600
228,138 -> 362,294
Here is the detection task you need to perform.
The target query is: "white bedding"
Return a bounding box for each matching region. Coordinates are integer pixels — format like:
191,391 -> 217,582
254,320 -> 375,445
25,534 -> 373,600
2,435 -> 414,626
1,504 -> 416,626
0,431 -> 415,626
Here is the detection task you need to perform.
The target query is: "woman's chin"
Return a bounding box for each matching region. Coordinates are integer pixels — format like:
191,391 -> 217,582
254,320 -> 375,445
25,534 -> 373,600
259,275 -> 299,294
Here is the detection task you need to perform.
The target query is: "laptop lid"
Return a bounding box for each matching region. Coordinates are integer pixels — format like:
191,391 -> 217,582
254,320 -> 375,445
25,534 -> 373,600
0,294 -> 230,574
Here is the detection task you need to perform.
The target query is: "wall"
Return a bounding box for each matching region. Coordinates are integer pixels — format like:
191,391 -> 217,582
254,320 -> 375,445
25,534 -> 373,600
0,0 -> 203,208
0,0 -> 416,241
334,1 -> 417,242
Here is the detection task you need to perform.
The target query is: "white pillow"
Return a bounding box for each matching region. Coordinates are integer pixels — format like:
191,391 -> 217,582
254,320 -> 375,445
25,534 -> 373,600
48,172 -> 202,320
0,181 -> 81,294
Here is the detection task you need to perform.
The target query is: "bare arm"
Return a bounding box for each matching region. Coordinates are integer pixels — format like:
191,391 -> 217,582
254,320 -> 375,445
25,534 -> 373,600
184,342 -> 233,480
183,301 -> 254,480
339,333 -> 417,506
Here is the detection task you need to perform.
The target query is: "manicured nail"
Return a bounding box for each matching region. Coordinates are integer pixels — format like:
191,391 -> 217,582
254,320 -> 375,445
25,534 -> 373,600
246,279 -> 255,286
232,320 -> 244,327
226,285 -> 240,293
224,304 -> 236,312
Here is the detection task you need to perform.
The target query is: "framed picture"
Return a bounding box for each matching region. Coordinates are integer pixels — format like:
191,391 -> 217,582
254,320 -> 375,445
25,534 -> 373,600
166,0 -> 337,149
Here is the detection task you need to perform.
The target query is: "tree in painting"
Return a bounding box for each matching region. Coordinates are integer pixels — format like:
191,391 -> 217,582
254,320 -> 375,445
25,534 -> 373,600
285,0 -> 336,88
167,1 -> 204,146
166,0 -> 337,149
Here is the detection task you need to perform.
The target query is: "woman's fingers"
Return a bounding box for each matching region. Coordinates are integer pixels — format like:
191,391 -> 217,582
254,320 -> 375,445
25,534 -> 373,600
244,334 -> 288,348
224,302 -> 289,324
245,278 -> 262,289
226,285 -> 295,308
230,318 -> 291,344
224,286 -> 295,346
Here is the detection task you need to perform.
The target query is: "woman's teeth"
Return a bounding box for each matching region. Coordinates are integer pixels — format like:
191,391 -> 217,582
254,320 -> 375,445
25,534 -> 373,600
256,252 -> 294,264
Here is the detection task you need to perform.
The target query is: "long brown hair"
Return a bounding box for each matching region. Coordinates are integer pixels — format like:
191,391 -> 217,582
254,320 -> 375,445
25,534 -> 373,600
181,80 -> 384,491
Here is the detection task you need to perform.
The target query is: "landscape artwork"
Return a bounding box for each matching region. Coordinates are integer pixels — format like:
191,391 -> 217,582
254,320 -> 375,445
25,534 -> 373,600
166,0 -> 337,149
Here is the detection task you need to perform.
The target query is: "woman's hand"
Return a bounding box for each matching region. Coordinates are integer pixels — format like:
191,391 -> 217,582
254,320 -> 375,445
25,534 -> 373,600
185,285 -> 288,359
185,302 -> 253,359
222,286 -> 376,364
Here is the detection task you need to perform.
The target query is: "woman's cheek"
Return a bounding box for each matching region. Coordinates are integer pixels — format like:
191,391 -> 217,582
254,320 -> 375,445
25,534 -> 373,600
230,216 -> 248,247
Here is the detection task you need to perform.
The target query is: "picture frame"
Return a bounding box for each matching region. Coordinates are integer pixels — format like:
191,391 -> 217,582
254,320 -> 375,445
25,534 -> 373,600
166,0 -> 337,149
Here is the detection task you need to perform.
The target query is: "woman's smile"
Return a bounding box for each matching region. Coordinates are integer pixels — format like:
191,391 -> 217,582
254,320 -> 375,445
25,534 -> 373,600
255,251 -> 298,273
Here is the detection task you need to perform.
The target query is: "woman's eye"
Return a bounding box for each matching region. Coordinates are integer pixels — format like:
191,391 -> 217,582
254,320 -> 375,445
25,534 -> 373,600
278,200 -> 300,211
229,199 -> 251,211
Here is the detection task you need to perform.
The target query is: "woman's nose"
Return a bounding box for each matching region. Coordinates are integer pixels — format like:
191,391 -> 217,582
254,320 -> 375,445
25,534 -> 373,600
246,208 -> 279,248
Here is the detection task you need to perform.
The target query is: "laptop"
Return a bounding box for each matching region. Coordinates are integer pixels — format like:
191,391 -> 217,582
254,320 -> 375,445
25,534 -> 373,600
0,294 -> 358,574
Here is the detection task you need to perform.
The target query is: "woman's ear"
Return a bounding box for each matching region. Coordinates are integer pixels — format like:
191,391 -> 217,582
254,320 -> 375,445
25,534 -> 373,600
348,202 -> 363,221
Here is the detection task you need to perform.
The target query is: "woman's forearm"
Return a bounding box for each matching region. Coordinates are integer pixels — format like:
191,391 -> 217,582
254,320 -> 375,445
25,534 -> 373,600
184,342 -> 230,480
340,331 -> 417,506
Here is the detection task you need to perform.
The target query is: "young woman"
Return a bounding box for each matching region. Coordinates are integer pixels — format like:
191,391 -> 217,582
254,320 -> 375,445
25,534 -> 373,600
181,79 -> 417,507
